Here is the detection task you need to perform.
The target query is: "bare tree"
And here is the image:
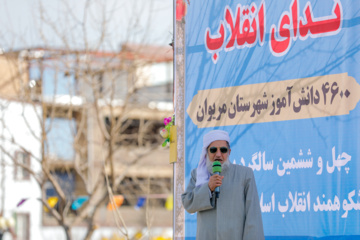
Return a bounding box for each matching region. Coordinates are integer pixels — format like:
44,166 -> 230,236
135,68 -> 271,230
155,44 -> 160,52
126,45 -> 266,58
0,0 -> 173,239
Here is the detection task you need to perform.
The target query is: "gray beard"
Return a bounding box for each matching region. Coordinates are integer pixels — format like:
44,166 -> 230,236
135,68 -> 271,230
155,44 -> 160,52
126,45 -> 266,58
206,154 -> 231,175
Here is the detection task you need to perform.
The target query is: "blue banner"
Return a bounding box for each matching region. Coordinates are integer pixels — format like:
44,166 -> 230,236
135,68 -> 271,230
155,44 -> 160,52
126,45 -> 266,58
183,0 -> 360,238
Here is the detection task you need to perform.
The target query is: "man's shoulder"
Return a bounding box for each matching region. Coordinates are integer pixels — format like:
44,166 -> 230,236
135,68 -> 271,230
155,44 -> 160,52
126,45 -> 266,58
232,163 -> 252,171
232,163 -> 254,175
190,168 -> 198,177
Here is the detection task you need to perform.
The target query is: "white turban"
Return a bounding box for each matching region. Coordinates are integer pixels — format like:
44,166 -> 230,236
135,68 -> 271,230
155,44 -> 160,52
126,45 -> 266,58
196,130 -> 230,187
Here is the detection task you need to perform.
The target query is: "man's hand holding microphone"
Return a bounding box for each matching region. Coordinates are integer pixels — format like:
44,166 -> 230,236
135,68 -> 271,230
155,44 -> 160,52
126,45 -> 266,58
208,161 -> 223,198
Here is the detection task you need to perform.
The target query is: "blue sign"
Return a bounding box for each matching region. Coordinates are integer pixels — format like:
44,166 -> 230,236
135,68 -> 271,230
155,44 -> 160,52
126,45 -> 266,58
183,0 -> 360,238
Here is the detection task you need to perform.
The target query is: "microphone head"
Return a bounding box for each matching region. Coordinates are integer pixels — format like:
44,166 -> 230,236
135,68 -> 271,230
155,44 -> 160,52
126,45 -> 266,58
212,161 -> 222,173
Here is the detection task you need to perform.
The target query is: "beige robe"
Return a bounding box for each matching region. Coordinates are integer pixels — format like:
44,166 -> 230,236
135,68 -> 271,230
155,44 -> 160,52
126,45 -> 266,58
181,163 -> 265,240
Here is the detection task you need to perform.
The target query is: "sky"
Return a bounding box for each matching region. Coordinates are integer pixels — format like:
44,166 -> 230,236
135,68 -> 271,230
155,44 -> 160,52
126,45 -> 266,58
0,0 -> 173,51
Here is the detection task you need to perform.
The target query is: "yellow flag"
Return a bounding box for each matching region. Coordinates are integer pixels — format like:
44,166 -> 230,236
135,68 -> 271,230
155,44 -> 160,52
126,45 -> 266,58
44,196 -> 58,212
169,125 -> 177,163
134,231 -> 142,239
165,195 -> 173,211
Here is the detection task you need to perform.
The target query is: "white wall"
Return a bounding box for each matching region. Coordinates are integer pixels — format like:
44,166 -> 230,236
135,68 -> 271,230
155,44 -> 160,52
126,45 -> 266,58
0,99 -> 42,240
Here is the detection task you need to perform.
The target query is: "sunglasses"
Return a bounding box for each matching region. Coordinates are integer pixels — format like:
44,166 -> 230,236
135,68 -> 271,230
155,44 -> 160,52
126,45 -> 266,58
208,147 -> 228,154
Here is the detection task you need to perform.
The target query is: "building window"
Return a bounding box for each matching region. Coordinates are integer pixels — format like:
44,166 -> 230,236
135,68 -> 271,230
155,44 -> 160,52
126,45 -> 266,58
14,151 -> 30,181
45,117 -> 75,161
16,213 -> 30,240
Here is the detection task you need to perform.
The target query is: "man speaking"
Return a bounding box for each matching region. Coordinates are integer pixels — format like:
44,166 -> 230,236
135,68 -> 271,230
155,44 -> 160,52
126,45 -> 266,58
181,130 -> 264,240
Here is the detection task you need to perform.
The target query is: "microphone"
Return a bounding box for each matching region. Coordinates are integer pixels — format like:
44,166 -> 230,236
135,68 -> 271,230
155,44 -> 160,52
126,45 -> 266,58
212,161 -> 222,198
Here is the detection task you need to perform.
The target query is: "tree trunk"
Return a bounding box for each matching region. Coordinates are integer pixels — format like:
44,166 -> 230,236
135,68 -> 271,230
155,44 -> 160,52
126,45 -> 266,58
64,225 -> 72,240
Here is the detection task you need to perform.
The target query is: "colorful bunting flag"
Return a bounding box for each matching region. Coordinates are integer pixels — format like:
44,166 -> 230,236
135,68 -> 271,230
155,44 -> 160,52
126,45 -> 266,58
152,237 -> 171,240
71,196 -> 89,210
133,231 -> 143,239
134,197 -> 146,210
44,196 -> 59,212
16,198 -> 28,207
107,195 -> 124,210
